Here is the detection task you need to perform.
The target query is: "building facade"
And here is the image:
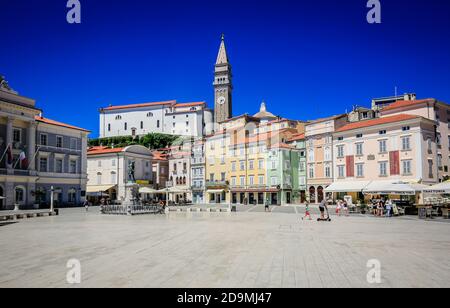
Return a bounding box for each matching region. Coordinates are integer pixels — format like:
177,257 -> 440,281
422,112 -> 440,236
327,114 -> 438,202
87,145 -> 153,202
287,133 -> 307,203
191,139 -> 206,204
305,115 -> 348,203
168,144 -> 192,203
99,101 -> 214,138
0,78 -> 90,209
152,149 -> 169,190
214,35 -> 233,124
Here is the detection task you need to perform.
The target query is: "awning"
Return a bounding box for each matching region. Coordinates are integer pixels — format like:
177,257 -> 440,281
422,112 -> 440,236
157,187 -> 190,194
362,180 -> 425,196
423,181 -> 450,194
86,185 -> 116,193
139,187 -> 158,194
324,181 -> 371,193
207,189 -> 225,194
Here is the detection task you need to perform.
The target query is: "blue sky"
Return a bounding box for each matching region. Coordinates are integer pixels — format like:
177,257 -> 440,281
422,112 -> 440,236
1,0 -> 449,137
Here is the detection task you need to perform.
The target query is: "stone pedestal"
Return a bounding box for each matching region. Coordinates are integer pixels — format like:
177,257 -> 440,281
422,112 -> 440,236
123,183 -> 139,216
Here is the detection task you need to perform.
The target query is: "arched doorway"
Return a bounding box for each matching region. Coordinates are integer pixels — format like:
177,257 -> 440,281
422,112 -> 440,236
317,186 -> 324,203
309,186 -> 316,203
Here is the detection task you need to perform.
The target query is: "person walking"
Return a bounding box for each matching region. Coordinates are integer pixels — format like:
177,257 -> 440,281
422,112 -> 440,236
83,199 -> 89,212
265,198 -> 270,212
385,199 -> 392,217
301,202 -> 312,220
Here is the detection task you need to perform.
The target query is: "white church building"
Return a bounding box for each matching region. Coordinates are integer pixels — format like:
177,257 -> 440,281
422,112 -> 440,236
99,100 -> 214,138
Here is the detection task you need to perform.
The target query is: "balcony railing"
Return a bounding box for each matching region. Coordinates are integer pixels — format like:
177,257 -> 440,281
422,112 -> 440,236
206,180 -> 229,188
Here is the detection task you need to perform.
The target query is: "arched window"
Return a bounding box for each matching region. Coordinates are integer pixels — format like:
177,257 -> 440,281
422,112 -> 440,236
15,186 -> 26,204
183,177 -> 186,185
147,112 -> 153,117
97,172 -> 102,185
115,115 -> 122,120
190,107 -> 197,111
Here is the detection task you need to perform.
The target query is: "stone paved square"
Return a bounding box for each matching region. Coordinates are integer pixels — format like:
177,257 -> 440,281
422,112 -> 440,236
0,208 -> 449,288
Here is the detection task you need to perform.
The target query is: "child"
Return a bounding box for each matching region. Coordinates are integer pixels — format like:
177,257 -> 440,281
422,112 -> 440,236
302,203 -> 312,220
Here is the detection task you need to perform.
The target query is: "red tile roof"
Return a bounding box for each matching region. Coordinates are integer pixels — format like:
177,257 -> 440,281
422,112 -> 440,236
336,114 -> 421,133
35,116 -> 90,132
288,133 -> 305,142
382,99 -> 435,112
101,100 -> 176,111
87,147 -> 125,155
174,102 -> 205,108
269,143 -> 296,150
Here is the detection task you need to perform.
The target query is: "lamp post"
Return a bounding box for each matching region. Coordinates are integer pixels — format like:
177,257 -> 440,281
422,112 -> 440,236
50,186 -> 54,213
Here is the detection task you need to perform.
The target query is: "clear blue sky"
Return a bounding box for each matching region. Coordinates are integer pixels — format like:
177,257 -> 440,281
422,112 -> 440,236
1,0 -> 449,138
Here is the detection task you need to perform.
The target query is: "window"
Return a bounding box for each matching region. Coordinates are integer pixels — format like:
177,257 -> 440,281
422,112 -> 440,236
231,177 -> 236,186
324,147 -> 331,161
258,159 -> 264,169
299,176 -> 306,186
271,177 -> 278,186
249,160 -> 254,170
147,112 -> 153,117
40,134 -> 48,146
240,176 -> 245,186
379,162 -> 388,177
258,175 -> 264,185
108,124 -> 111,131
56,159 -> 63,173
220,155 -> 225,164
285,160 -> 291,170
68,189 -> 77,203
111,171 -> 117,184
427,138 -> 432,152
402,126 -> 410,131
428,160 -> 434,178
338,165 -> 345,178
438,154 -> 442,168
70,138 -> 77,150
115,115 -> 122,120
221,172 -> 226,182
379,140 -> 387,153
231,161 -> 236,172
240,161 -> 245,171
210,174 -> 215,182
140,121 -> 144,129
299,162 -> 306,172
39,157 -> 48,172
70,160 -> 77,174
356,143 -> 363,156
337,145 -> 344,158
308,165 -> 314,178
56,136 -> 63,148
157,120 -> 160,128
112,159 -> 116,167
325,165 -> 331,178
271,160 -> 277,170
379,130 -> 386,135
98,160 -> 102,167
249,176 -> 254,186
15,187 -> 25,203
401,137 -> 411,151
402,160 -> 412,175
356,134 -> 363,138
124,123 -> 127,130
308,149 -> 315,162
356,164 -> 364,177
337,137 -> 344,141
97,172 -> 102,185
13,128 -> 21,143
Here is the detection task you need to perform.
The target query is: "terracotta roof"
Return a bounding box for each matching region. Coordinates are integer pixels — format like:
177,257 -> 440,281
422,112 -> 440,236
152,151 -> 169,161
335,114 -> 421,133
269,143 -> 296,150
101,100 -> 175,111
87,147 -> 125,155
288,133 -> 305,142
174,102 -> 205,108
35,116 -> 90,132
382,99 -> 435,112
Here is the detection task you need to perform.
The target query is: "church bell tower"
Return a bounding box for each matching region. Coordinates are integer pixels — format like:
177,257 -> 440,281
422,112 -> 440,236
213,34 -> 233,124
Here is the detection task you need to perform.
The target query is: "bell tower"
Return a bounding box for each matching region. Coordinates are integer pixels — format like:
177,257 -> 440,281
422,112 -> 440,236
213,34 -> 233,124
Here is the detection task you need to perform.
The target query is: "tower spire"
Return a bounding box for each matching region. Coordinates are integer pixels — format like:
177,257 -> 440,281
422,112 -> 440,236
216,34 -> 229,65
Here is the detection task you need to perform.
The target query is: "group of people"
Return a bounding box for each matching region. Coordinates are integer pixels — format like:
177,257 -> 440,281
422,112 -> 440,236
335,200 -> 349,216
371,198 -> 393,217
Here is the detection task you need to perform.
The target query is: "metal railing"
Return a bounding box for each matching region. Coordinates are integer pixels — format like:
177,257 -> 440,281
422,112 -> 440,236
100,204 -> 165,215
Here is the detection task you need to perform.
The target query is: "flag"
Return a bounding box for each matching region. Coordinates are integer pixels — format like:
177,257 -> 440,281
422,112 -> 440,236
19,151 -> 28,169
6,144 -> 13,165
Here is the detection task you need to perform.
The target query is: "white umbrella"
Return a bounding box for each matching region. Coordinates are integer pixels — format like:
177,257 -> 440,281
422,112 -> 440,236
423,181 -> 450,194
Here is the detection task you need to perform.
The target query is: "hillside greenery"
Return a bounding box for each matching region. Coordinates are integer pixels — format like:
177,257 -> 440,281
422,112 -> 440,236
88,133 -> 181,150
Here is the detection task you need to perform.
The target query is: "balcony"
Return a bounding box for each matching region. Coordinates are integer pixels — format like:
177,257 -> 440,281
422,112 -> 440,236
206,180 -> 229,188
191,158 -> 205,165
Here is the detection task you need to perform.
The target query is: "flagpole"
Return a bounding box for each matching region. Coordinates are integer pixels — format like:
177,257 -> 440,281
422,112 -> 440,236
0,143 -> 11,165
27,146 -> 41,171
